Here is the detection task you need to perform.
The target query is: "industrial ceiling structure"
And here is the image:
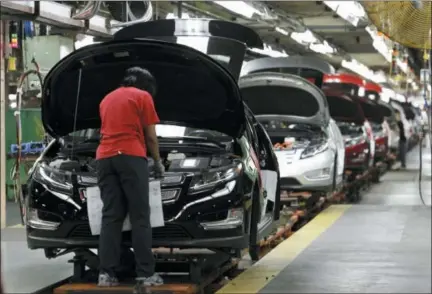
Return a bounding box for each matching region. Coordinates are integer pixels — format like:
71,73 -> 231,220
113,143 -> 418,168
0,0 -> 427,97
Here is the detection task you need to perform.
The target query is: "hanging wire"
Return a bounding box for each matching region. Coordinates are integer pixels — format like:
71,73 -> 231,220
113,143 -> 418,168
70,68 -> 83,159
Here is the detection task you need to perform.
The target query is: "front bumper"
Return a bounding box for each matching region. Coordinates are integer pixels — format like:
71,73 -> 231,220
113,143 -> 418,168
26,176 -> 250,251
27,220 -> 249,250
276,151 -> 334,192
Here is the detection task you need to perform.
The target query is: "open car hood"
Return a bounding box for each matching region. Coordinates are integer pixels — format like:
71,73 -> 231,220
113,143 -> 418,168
42,19 -> 263,138
241,56 -> 335,88
376,101 -> 395,120
354,96 -> 383,124
239,72 -> 330,126
239,56 -> 333,126
323,89 -> 364,123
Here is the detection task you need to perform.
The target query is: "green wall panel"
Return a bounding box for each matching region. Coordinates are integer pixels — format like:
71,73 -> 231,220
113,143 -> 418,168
5,109 -> 44,200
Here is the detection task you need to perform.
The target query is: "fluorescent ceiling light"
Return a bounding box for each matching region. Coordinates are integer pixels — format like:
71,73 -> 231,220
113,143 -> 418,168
380,87 -> 394,103
214,1 -> 263,19
74,35 -> 95,49
324,1 -> 366,27
366,26 -> 392,63
250,43 -> 288,58
275,27 -> 289,36
165,12 -> 190,19
395,93 -> 406,102
396,58 -> 409,74
341,59 -> 386,83
291,29 -> 317,45
309,41 -> 335,55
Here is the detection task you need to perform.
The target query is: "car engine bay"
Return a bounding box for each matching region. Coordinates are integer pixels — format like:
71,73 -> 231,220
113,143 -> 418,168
44,138 -> 241,175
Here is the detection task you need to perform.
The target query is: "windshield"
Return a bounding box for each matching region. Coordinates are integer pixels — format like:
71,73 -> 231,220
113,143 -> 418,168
337,122 -> 364,136
66,125 -> 231,142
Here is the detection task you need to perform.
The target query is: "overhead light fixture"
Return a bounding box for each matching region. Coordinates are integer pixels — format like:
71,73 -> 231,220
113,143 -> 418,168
396,58 -> 409,74
395,93 -> 406,102
290,29 -> 318,45
213,1 -> 263,19
165,12 -> 190,19
380,87 -> 394,103
324,1 -> 366,27
366,26 -> 393,63
275,27 -> 289,36
249,43 -> 288,58
341,59 -> 386,83
74,35 -> 95,50
309,41 -> 336,55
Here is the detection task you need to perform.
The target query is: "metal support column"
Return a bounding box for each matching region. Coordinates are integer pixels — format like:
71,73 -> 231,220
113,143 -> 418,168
0,20 -> 7,229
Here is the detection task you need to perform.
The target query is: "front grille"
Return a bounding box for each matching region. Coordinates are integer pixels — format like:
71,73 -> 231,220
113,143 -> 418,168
280,177 -> 301,187
68,223 -> 192,240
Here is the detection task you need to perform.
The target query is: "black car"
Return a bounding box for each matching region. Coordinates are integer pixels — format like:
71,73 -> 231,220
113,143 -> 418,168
23,19 -> 280,261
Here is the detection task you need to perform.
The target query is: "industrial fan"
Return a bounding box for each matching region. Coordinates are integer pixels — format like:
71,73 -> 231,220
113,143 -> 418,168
363,1 -> 431,205
362,1 -> 431,50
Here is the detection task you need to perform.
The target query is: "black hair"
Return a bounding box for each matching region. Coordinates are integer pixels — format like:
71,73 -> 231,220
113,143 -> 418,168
121,67 -> 157,96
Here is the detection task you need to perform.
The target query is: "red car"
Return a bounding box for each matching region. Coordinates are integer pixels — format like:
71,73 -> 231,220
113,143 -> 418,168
323,89 -> 370,173
323,73 -> 375,172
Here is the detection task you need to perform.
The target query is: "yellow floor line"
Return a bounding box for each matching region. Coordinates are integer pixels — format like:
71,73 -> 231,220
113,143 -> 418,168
217,204 -> 352,294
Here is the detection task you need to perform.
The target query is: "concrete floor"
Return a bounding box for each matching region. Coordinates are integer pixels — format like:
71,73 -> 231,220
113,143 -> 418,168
258,205 -> 431,293
219,144 -> 432,294
2,145 -> 432,293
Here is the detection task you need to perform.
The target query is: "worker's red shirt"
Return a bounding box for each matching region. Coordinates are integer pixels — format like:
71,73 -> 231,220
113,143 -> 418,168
96,87 -> 160,160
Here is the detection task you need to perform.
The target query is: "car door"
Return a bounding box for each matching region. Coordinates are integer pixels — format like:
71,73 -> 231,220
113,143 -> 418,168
329,119 -> 345,187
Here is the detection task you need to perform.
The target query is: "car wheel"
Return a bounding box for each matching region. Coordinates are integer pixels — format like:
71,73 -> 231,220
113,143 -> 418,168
249,184 -> 261,262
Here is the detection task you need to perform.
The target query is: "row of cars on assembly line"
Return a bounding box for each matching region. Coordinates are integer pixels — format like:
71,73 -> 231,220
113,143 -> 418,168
21,19 -> 426,264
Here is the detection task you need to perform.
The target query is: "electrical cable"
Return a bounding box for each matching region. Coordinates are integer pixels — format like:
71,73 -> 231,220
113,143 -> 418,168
418,49 -> 431,206
13,57 -> 43,224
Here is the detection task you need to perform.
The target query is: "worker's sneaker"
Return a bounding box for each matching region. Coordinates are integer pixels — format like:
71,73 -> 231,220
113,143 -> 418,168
97,272 -> 119,287
135,273 -> 164,287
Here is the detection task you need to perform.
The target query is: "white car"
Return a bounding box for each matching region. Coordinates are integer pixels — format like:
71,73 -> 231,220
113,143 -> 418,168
239,56 -> 346,195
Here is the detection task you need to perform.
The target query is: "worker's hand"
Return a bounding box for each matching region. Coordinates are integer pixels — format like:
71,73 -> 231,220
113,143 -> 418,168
154,160 -> 165,178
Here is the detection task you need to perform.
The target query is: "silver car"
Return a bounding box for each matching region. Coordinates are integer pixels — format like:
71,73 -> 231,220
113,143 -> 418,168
240,57 -> 346,197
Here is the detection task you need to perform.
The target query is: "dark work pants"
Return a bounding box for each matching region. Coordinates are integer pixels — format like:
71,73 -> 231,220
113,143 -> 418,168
398,140 -> 407,167
97,154 -> 154,278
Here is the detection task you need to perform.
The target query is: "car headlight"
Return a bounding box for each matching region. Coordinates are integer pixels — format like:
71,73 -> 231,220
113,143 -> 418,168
33,163 -> 73,194
300,141 -> 329,159
188,164 -> 242,193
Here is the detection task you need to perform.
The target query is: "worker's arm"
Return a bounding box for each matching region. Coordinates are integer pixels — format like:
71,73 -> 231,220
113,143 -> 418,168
140,92 -> 161,161
144,124 -> 161,161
